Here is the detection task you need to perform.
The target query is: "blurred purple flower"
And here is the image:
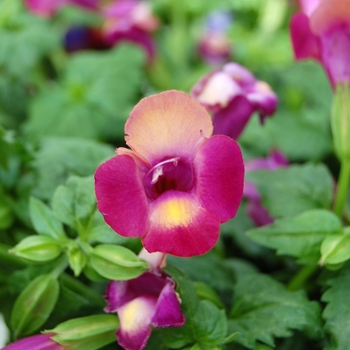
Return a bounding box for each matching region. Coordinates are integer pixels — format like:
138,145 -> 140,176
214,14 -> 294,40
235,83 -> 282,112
102,0 -> 159,59
198,11 -> 232,65
290,0 -> 350,88
191,62 -> 278,140
24,0 -> 98,17
244,151 -> 288,226
104,249 -> 185,350
2,333 -> 64,350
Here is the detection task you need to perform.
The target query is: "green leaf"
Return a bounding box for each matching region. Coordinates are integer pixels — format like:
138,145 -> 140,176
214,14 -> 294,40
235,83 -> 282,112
246,210 -> 342,263
322,265 -> 350,350
229,272 -> 323,348
32,137 -> 114,200
10,235 -> 63,262
246,163 -> 334,219
89,245 -> 148,280
320,228 -> 350,266
11,273 -> 59,336
48,314 -> 119,350
52,175 -> 96,231
25,44 -> 145,141
29,197 -> 67,240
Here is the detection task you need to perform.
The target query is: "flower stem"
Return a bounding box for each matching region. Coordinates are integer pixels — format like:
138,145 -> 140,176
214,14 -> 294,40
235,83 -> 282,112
333,158 -> 350,218
287,264 -> 318,291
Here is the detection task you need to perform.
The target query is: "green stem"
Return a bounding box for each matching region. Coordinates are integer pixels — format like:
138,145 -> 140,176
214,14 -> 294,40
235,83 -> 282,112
61,273 -> 105,307
287,264 -> 318,291
50,256 -> 68,279
333,158 -> 350,218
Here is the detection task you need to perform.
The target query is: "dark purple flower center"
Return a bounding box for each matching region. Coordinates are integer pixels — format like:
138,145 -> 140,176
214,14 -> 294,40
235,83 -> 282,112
144,157 -> 194,199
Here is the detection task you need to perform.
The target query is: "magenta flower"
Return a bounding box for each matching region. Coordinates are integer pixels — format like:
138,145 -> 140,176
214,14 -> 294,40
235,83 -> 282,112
104,249 -> 185,350
2,333 -> 64,350
24,0 -> 98,17
191,63 -> 278,140
198,11 -> 232,65
94,90 -> 244,257
244,151 -> 288,226
290,0 -> 350,87
102,0 -> 159,59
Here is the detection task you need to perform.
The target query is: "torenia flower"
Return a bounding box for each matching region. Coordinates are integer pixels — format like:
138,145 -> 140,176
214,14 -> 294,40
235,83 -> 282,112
191,63 -> 278,140
102,0 -> 159,59
104,249 -> 185,350
198,11 -> 232,65
95,90 -> 244,257
290,0 -> 350,87
24,0 -> 98,17
2,333 -> 64,350
244,151 -> 288,226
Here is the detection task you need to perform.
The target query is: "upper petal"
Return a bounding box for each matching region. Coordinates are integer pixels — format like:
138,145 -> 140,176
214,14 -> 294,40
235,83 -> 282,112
299,0 -> 321,16
124,91 -> 213,162
290,13 -> 321,60
142,191 -> 221,257
194,135 -> 244,222
310,0 -> 350,35
94,155 -> 149,238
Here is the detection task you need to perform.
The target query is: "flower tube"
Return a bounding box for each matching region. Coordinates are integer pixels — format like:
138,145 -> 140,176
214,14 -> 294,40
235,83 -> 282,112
2,333 -> 64,350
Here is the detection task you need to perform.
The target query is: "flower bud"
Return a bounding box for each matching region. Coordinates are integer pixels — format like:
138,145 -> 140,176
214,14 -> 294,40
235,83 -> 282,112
10,236 -> 62,262
89,244 -> 148,280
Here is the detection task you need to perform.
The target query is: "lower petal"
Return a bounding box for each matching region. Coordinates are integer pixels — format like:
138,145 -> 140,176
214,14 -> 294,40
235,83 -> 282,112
212,95 -> 254,140
194,135 -> 244,223
142,191 -> 220,257
94,155 -> 149,238
152,281 -> 185,328
117,296 -> 157,350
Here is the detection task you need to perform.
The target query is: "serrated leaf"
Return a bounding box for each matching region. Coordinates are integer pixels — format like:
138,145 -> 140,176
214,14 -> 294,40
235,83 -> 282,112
229,273 -> 323,348
247,210 -> 342,263
29,197 -> 66,240
11,274 -> 59,336
246,164 -> 334,219
52,175 -> 96,231
32,137 -> 114,200
322,265 -> 350,350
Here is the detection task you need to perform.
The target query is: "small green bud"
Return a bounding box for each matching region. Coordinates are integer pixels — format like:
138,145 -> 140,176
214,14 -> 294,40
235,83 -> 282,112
66,241 -> 87,277
11,274 -> 59,337
89,244 -> 148,280
45,314 -> 119,350
331,83 -> 350,160
10,236 -> 62,262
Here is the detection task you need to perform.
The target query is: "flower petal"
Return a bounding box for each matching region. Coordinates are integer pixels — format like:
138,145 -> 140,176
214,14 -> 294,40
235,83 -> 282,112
3,334 -> 64,350
212,95 -> 254,139
290,13 -> 321,60
125,91 -> 213,162
194,135 -> 244,222
299,0 -> 321,16
320,23 -> 350,86
310,0 -> 350,35
142,191 -> 220,257
117,295 -> 157,350
95,155 -> 149,238
152,281 -> 185,328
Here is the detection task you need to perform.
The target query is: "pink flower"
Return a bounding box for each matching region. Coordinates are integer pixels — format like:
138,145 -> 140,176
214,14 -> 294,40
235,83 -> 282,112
290,0 -> 350,87
2,333 -> 64,350
244,151 -> 288,226
24,0 -> 98,17
102,0 -> 159,59
191,63 -> 278,140
198,11 -> 232,65
104,249 -> 185,350
94,90 -> 244,257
